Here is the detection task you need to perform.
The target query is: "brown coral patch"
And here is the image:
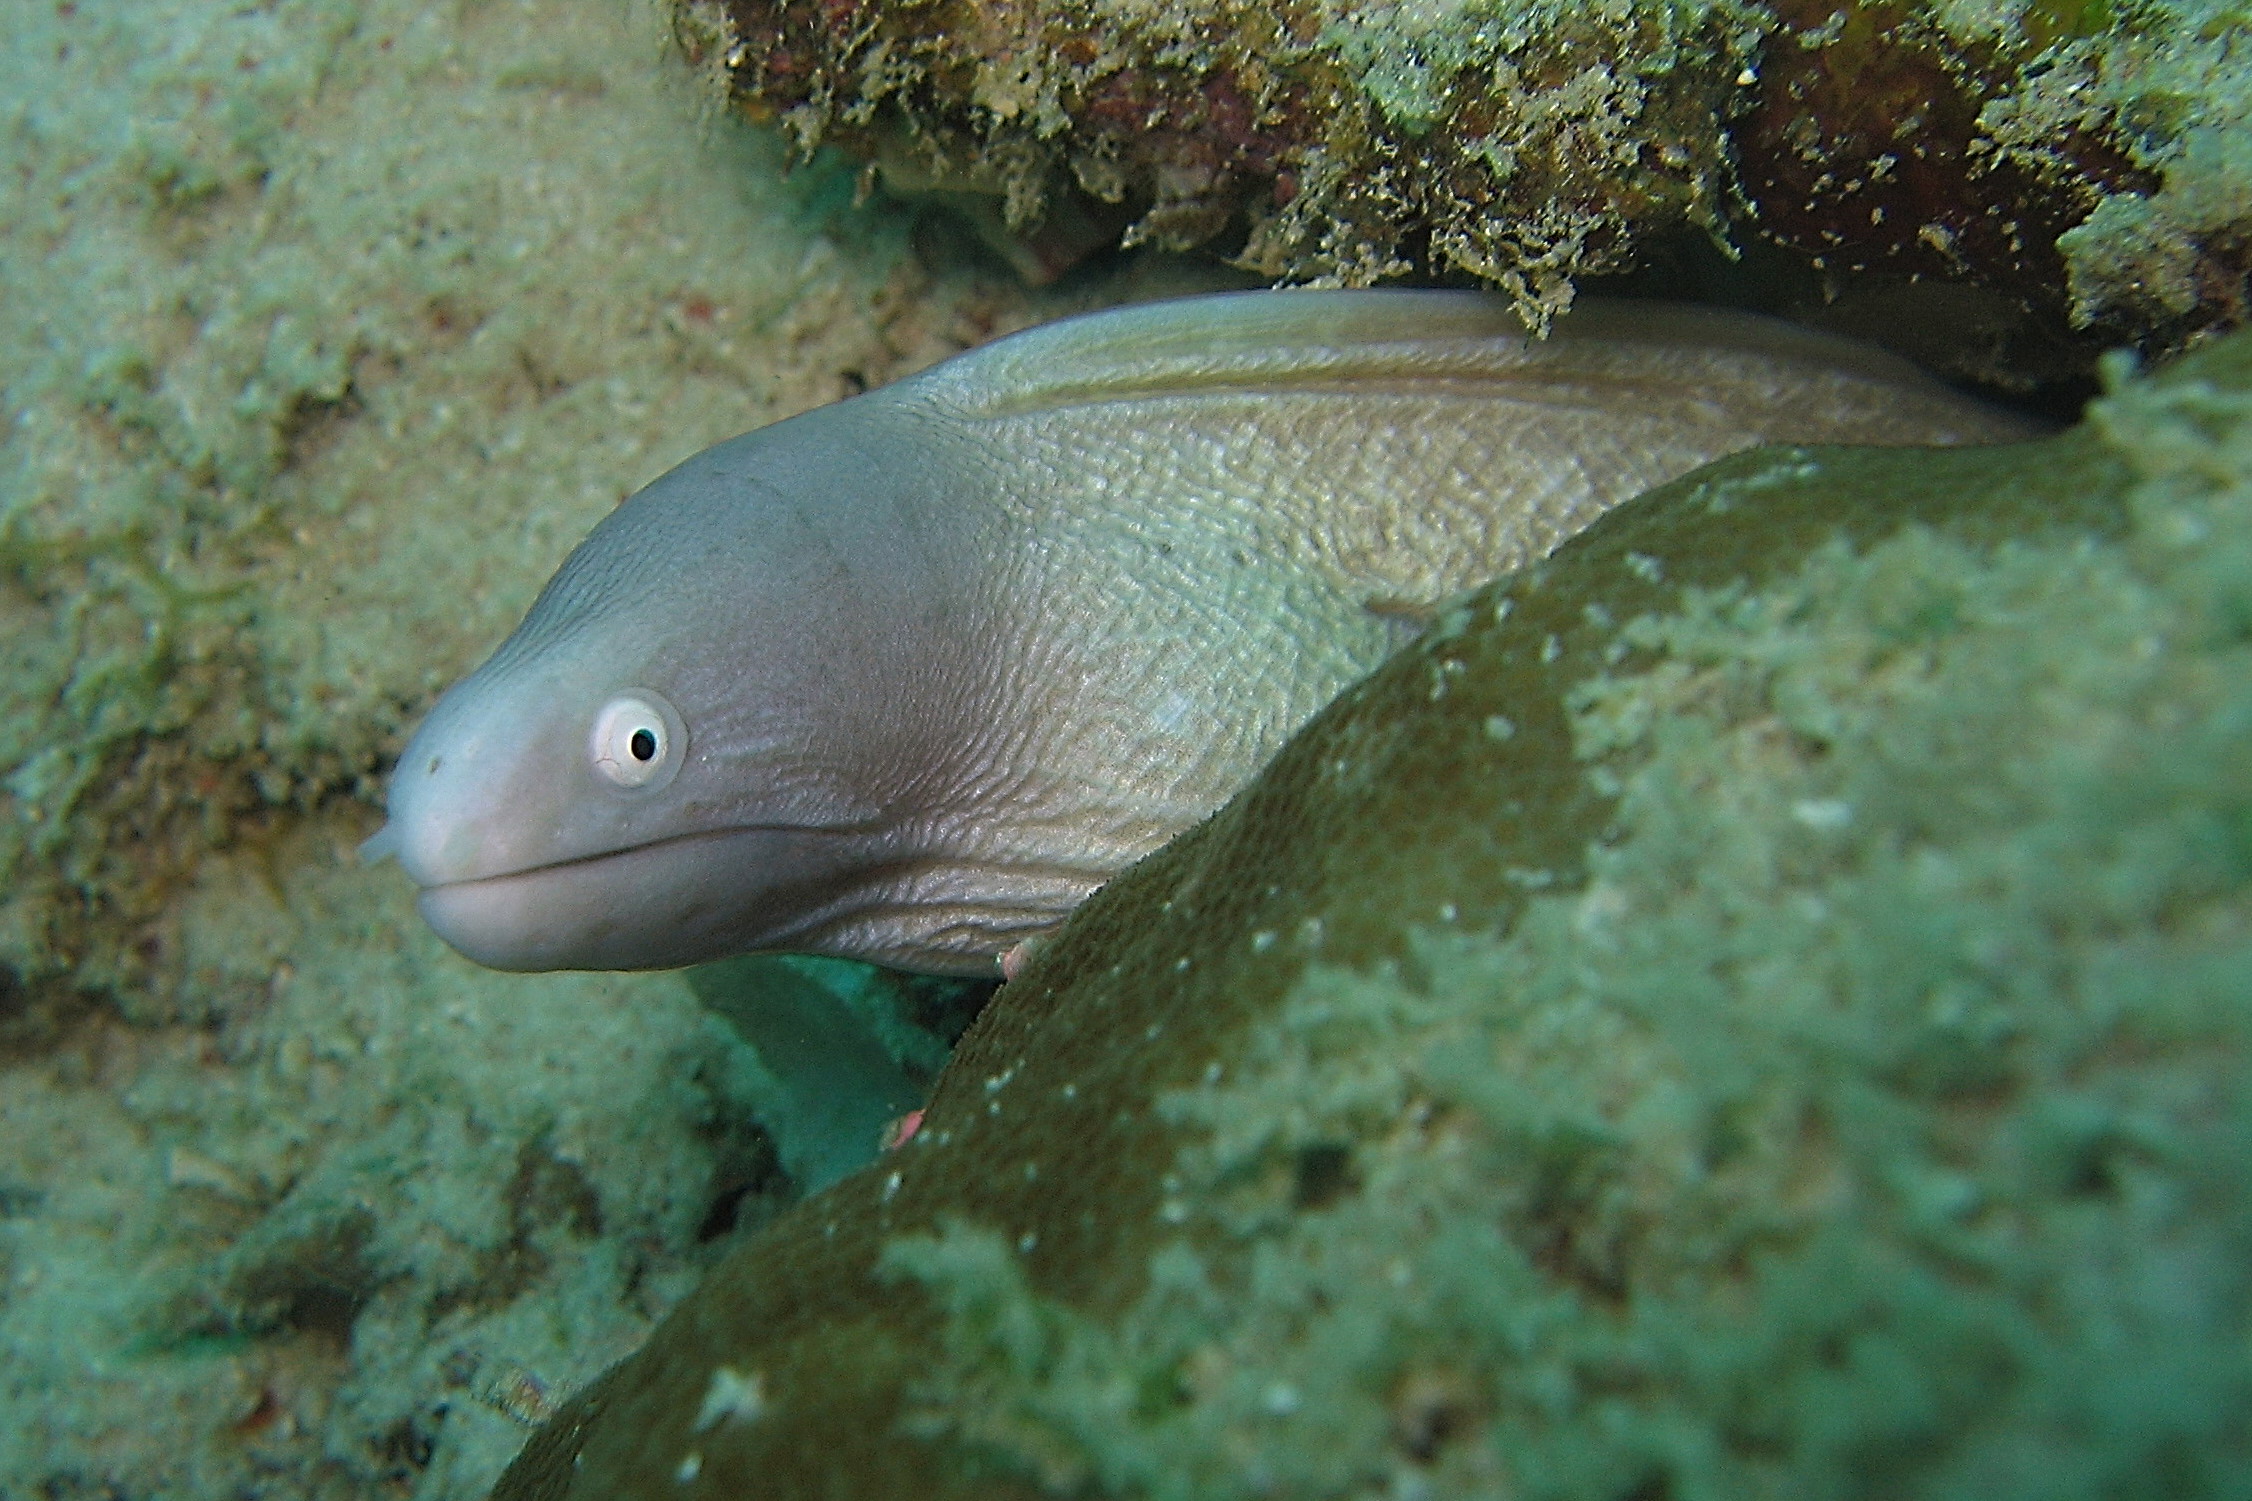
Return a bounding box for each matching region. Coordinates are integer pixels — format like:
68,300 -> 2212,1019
1724,0 -> 2150,320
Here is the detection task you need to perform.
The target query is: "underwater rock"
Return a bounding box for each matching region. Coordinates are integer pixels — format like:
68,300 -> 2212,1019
682,0 -> 2251,360
491,329 -> 2252,1499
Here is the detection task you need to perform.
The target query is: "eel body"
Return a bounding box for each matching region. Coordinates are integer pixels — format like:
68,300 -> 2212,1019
369,290 -> 2035,975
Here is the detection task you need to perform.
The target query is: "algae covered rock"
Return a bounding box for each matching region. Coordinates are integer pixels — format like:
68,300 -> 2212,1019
492,330 -> 2252,1499
683,0 -> 2252,360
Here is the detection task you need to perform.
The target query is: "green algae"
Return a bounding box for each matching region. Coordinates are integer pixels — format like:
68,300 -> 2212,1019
492,330 -> 2252,1499
2026,12 -> 2252,332
708,0 -> 2251,356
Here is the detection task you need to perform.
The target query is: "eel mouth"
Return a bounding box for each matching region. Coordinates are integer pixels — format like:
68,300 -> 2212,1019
403,824 -> 779,895
405,824 -> 860,973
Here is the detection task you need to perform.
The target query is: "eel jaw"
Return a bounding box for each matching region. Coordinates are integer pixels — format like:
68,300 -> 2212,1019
408,825 -> 868,973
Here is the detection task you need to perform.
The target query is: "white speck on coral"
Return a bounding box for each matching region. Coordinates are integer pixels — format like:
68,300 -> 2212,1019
692,1367 -> 767,1432
1792,797 -> 1854,831
1576,880 -> 1629,935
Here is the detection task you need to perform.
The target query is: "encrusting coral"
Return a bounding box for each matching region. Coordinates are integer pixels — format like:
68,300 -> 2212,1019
486,325 -> 2252,1499
685,0 -> 2252,367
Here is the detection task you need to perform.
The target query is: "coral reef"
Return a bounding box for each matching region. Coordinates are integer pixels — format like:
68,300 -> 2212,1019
493,327 -> 2252,1499
9,3 -> 2245,1497
0,828 -> 791,1501
688,0 -> 2252,364
687,0 -> 1756,319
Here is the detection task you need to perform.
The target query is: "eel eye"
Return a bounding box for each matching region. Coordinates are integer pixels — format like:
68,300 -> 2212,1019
590,693 -> 684,790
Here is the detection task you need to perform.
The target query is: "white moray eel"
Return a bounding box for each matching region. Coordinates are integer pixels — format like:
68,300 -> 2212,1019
366,290 -> 2037,974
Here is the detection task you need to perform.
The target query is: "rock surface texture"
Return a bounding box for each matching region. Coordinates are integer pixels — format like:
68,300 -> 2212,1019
685,0 -> 2252,377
